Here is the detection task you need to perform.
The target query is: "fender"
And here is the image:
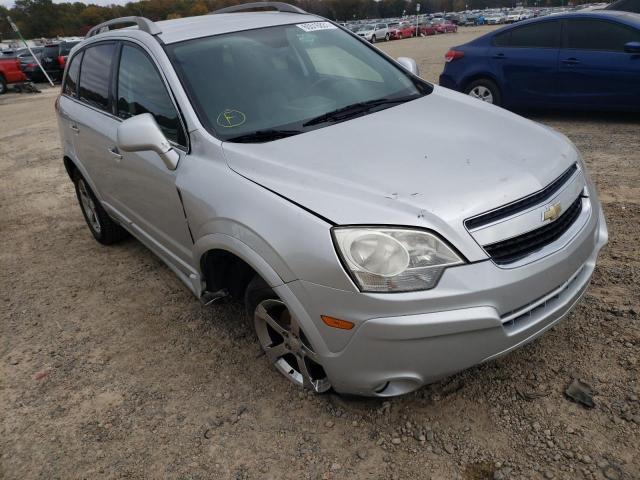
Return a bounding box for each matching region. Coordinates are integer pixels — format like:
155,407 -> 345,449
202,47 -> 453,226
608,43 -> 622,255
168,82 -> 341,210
193,232 -> 287,291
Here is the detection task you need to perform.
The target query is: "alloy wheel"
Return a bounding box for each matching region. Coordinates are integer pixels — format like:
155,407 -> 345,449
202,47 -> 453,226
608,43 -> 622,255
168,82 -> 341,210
78,179 -> 101,234
254,299 -> 330,393
469,85 -> 494,104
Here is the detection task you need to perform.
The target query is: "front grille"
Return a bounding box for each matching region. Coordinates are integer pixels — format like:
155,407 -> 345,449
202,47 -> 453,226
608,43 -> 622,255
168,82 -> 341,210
484,195 -> 583,264
501,266 -> 586,334
465,163 -> 578,230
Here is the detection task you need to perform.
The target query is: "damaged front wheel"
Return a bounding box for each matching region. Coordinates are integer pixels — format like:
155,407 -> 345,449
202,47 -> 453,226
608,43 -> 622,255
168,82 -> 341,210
245,276 -> 331,393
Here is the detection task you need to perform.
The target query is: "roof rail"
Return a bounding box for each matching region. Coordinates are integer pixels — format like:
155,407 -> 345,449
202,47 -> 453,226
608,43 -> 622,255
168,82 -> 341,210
211,2 -> 307,15
85,16 -> 161,38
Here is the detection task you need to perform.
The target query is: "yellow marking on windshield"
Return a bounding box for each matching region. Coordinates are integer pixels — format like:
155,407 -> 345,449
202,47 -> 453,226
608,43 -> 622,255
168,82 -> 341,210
217,109 -> 246,128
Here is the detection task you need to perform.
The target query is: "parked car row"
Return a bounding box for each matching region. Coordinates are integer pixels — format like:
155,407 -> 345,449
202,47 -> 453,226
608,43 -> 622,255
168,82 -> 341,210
353,19 -> 457,43
0,40 -> 80,89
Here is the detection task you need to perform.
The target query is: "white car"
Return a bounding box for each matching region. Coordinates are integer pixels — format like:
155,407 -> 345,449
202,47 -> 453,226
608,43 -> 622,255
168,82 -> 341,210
505,12 -> 523,22
486,14 -> 506,24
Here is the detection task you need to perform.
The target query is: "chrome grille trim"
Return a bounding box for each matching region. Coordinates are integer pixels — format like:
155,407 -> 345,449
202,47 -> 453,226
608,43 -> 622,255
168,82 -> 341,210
465,163 -> 578,230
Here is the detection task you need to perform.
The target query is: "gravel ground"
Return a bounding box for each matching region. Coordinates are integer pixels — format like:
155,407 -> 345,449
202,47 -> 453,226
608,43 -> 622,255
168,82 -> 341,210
1,26 -> 639,480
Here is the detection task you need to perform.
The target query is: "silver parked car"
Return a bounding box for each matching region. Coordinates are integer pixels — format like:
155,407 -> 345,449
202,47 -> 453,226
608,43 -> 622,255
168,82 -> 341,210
56,2 -> 607,397
356,22 -> 390,42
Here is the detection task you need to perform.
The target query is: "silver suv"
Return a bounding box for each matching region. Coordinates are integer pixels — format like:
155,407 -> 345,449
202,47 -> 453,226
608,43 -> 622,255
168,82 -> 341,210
56,2 -> 608,397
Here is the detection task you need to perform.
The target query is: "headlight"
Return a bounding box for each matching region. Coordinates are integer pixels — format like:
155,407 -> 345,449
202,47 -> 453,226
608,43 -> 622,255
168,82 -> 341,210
332,227 -> 464,292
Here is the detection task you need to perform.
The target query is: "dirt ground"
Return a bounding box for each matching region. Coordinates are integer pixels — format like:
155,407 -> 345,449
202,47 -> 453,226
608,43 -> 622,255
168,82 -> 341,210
1,26 -> 639,480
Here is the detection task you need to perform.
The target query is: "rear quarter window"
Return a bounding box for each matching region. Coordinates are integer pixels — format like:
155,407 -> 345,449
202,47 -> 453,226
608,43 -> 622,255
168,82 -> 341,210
63,51 -> 83,97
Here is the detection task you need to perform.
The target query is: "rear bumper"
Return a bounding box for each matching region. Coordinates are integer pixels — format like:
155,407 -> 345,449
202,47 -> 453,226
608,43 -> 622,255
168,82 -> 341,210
438,73 -> 461,91
277,203 -> 607,396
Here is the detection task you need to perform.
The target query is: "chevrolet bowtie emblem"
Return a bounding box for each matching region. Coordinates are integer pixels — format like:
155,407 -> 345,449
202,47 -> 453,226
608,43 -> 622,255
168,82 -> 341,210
543,203 -> 563,222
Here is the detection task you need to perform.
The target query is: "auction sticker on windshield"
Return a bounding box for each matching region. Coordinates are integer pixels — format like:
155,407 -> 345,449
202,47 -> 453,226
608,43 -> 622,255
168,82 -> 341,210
297,22 -> 338,32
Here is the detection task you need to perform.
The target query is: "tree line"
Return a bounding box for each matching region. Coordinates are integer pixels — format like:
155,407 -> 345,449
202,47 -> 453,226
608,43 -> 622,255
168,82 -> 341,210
1,0 -> 591,40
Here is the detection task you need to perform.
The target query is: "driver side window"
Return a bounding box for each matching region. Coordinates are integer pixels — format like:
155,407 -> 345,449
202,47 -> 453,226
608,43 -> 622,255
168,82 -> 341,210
116,44 -> 186,147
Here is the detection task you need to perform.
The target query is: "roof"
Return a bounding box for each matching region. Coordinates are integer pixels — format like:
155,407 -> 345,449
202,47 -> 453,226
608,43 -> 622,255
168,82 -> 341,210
605,0 -> 640,13
155,11 -> 322,44
552,10 -> 640,25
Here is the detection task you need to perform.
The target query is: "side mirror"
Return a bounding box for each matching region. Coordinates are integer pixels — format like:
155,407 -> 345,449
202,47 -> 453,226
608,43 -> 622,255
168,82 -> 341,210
624,41 -> 640,54
117,113 -> 180,170
397,57 -> 419,76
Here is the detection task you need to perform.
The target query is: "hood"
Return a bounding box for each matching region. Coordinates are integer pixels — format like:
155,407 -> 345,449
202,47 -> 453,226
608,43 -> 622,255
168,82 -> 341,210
222,86 -> 578,260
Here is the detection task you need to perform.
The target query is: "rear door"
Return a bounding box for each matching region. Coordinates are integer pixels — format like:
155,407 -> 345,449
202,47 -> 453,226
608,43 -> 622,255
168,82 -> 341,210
72,42 -> 119,203
558,18 -> 640,108
489,20 -> 561,107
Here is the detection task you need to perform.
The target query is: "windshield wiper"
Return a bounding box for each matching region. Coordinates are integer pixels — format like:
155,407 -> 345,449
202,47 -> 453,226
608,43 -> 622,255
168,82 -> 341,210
302,95 -> 420,127
226,129 -> 302,143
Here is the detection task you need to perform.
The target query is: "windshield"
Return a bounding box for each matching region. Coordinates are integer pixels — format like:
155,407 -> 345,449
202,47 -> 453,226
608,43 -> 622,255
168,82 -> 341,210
167,22 -> 429,142
43,45 -> 59,57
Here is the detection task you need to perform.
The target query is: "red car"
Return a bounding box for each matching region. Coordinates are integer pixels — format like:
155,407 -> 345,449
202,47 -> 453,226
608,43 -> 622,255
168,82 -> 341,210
419,22 -> 437,36
0,57 -> 27,94
433,19 -> 458,33
390,22 -> 416,40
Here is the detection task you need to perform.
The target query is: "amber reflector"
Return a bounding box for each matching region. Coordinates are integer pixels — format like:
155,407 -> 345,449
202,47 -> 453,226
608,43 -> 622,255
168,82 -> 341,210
321,315 -> 354,330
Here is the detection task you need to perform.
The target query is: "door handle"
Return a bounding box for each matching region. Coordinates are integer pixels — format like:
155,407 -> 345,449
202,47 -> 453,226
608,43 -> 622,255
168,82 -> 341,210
492,53 -> 506,59
108,147 -> 123,160
562,58 -> 580,65
69,124 -> 79,133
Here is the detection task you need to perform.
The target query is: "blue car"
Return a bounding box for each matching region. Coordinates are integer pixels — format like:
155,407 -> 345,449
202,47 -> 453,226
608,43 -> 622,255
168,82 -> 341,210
439,11 -> 640,111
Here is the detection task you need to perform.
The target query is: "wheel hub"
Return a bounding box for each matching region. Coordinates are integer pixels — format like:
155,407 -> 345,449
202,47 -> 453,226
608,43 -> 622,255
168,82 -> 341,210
254,298 -> 331,393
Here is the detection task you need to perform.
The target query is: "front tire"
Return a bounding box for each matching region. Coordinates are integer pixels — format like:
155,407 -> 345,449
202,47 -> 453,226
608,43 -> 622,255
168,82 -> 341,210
245,275 -> 331,393
464,78 -> 502,106
0,76 -> 7,95
73,173 -> 128,245
371,35 -> 376,43
385,33 -> 390,41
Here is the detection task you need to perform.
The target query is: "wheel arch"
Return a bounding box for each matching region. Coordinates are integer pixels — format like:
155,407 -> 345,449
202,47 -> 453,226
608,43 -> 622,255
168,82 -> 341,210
461,72 -> 502,93
63,155 -> 77,180
195,233 -> 287,301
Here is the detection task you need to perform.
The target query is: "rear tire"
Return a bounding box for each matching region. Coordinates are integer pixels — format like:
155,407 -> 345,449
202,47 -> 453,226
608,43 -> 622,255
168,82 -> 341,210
73,172 -> 128,245
464,78 -> 502,107
245,275 -> 331,393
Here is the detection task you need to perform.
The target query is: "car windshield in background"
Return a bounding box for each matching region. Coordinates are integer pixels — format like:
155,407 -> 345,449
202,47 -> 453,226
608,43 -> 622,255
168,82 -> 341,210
167,22 -> 428,142
60,42 -> 80,56
43,45 -> 59,57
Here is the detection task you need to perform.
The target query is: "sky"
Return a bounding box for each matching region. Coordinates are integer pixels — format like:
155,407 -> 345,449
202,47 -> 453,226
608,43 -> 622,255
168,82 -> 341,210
1,0 -> 129,6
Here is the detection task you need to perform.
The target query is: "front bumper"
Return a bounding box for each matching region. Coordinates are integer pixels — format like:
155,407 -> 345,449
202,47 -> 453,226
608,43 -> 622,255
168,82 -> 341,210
276,204 -> 607,396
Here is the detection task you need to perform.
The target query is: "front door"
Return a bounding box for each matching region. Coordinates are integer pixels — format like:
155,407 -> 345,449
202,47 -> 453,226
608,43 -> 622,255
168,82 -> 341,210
107,42 -> 193,266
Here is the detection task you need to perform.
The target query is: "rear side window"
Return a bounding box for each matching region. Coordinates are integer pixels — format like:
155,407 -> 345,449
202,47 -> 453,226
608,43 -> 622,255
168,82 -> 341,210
566,19 -> 639,51
493,21 -> 560,48
63,51 -> 83,97
79,43 -> 115,112
116,44 -> 185,146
